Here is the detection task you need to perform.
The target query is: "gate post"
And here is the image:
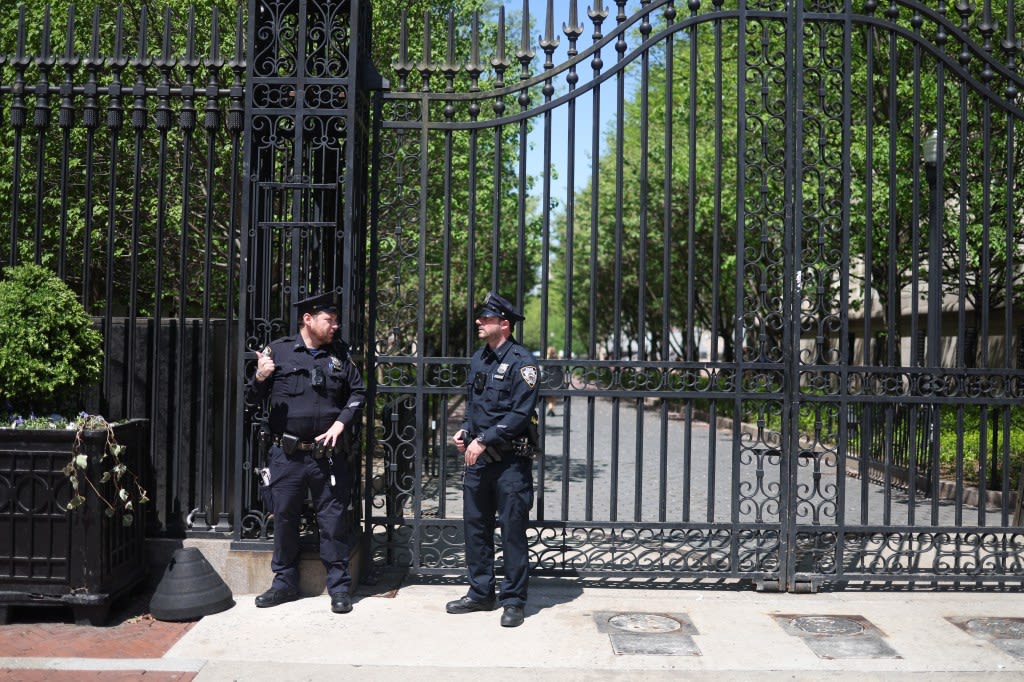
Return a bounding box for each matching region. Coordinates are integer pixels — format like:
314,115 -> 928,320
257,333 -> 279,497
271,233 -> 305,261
234,0 -> 379,569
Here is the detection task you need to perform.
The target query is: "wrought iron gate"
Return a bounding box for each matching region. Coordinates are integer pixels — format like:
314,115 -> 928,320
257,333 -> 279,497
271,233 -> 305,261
367,0 -> 1024,591
1,0 -> 1021,592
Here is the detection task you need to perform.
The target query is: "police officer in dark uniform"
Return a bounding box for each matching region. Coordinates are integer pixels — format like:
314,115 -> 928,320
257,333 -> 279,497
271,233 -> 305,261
446,292 -> 539,628
246,292 -> 366,614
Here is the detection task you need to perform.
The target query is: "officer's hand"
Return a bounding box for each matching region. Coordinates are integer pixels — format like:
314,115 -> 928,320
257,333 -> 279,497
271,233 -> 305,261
465,438 -> 485,466
453,429 -> 468,453
317,421 -> 345,448
255,347 -> 275,382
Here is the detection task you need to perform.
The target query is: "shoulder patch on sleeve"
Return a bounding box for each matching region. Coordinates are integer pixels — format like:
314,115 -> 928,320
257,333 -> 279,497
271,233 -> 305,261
520,365 -> 538,388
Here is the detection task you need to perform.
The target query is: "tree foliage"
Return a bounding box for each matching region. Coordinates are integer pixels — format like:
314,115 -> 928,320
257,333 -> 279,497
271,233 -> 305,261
847,13 -> 1024,361
371,0 -> 545,358
573,9 -> 1024,367
0,0 -> 245,317
569,21 -> 743,362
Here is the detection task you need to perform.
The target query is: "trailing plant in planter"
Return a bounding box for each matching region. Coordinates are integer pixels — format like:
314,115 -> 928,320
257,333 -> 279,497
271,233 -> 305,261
0,411 -> 149,525
0,263 -> 148,523
66,414 -> 149,523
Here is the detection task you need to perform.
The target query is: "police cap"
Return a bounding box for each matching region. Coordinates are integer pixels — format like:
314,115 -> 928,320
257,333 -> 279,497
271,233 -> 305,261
475,291 -> 523,323
294,292 -> 338,316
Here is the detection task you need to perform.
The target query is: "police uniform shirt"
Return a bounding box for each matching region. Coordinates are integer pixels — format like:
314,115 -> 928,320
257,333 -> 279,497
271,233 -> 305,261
247,336 -> 366,439
461,336 -> 539,449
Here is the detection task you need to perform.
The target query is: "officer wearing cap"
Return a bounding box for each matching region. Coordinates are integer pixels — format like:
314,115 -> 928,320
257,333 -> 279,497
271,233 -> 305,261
446,291 -> 539,628
246,291 -> 366,614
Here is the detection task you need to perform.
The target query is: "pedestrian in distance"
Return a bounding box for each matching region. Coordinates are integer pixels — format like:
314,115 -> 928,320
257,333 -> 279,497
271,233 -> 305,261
246,291 -> 366,615
447,291 -> 540,628
544,345 -> 559,417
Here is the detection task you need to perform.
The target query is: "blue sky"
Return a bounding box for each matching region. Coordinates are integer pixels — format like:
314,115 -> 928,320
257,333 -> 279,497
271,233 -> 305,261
514,1 -> 630,207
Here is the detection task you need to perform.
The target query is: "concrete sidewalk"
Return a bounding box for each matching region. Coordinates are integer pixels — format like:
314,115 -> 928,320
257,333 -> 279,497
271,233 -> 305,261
3,576 -> 1023,680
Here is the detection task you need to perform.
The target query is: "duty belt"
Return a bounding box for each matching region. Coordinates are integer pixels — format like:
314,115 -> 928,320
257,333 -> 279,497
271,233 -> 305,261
474,435 -> 536,463
273,436 -> 314,449
273,433 -> 330,458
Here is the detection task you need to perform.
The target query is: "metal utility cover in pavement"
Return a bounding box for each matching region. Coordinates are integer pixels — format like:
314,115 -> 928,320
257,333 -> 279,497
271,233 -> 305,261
948,617 -> 1024,660
773,614 -> 900,660
593,611 -> 701,656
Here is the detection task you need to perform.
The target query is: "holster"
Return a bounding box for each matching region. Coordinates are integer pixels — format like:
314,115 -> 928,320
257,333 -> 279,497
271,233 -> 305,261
511,410 -> 541,459
279,431 -> 301,456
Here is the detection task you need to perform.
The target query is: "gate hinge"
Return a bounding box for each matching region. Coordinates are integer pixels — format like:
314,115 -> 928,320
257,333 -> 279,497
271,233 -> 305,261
753,576 -> 820,593
791,576 -> 819,593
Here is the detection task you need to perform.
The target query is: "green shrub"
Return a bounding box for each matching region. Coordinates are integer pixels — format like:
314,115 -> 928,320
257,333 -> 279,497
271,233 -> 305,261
0,263 -> 103,414
938,405 -> 1024,490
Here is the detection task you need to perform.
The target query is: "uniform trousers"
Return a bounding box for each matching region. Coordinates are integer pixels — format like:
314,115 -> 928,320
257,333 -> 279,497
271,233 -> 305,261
462,454 -> 534,607
266,444 -> 352,595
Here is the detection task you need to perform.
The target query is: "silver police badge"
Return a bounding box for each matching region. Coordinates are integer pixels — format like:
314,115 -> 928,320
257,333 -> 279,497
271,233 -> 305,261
520,365 -> 538,388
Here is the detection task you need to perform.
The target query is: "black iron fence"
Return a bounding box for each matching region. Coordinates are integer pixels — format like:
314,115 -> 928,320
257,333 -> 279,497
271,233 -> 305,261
0,3 -> 247,537
0,0 -> 374,546
2,0 -> 1024,591
848,402 -> 938,494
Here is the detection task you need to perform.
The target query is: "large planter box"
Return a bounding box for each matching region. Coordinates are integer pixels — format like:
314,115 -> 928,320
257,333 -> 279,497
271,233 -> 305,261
0,418 -> 150,625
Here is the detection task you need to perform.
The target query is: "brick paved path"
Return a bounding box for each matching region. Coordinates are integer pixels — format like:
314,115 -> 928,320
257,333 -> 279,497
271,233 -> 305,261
0,592 -> 196,681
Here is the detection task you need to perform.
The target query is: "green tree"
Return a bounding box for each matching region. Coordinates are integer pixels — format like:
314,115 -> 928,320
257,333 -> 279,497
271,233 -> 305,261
371,1 -> 545,358
0,0 -> 245,316
572,8 -> 1024,370
569,20 -> 744,362
840,18 -> 1024,368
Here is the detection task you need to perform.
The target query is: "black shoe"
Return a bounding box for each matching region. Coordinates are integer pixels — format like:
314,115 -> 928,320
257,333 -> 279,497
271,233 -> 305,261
500,605 -> 524,627
445,595 -> 498,614
330,592 -> 352,614
255,587 -> 298,608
